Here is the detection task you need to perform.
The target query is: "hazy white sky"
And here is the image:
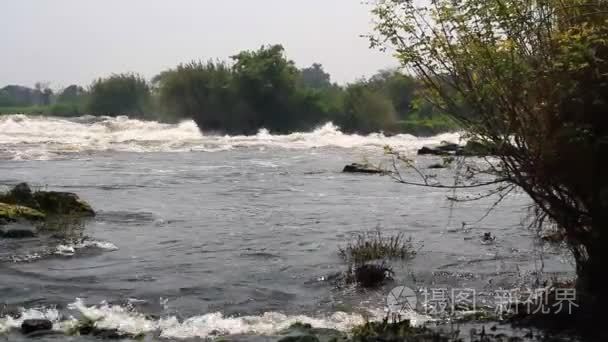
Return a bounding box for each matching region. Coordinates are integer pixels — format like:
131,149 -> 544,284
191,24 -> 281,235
0,0 -> 398,88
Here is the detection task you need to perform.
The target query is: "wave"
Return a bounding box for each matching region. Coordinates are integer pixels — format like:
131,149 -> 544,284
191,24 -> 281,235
54,240 -> 119,257
0,299 -> 429,339
0,114 -> 462,160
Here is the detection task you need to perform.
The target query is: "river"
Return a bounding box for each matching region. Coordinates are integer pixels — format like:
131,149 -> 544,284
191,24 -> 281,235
0,115 -> 574,341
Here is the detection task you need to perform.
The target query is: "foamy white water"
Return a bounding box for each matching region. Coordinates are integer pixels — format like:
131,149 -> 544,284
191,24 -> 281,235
0,299 -> 428,339
0,115 -> 461,160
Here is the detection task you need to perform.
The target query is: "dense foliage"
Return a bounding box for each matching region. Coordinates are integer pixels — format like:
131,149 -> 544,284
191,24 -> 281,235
372,0 -> 608,323
88,73 -> 151,117
1,45 -> 453,135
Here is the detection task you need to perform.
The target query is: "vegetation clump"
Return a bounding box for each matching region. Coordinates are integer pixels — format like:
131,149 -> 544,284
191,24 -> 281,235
351,319 -> 452,342
0,202 -> 46,224
339,230 -> 416,264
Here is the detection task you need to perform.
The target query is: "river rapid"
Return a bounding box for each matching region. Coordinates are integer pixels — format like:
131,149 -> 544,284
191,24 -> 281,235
0,115 -> 574,341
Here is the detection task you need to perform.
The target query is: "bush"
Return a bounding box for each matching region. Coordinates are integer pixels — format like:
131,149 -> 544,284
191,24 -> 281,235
339,230 -> 416,264
87,73 -> 151,117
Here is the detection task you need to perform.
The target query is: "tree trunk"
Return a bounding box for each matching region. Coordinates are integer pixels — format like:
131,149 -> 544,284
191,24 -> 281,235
575,234 -> 608,327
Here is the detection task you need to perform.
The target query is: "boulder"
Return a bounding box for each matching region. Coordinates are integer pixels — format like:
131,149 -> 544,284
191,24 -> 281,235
0,202 -> 46,224
417,142 -> 463,156
21,319 -> 53,335
33,191 -> 95,217
342,163 -> 384,174
1,183 -> 95,217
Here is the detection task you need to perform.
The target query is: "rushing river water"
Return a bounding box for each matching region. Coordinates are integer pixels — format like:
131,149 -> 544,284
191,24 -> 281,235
0,115 -> 574,341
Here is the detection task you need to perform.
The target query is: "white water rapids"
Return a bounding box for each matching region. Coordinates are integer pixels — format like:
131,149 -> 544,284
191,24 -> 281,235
0,114 -> 462,160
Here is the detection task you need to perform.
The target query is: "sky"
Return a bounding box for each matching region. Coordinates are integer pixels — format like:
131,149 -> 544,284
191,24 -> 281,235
0,0 -> 399,89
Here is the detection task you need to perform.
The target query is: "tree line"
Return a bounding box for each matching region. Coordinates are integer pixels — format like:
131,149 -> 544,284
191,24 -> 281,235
0,45 -> 454,135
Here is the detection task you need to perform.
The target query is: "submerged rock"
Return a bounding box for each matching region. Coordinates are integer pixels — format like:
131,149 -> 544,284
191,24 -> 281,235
427,163 -> 446,169
347,262 -> 394,289
1,227 -> 37,238
33,191 -> 95,217
343,163 -> 384,174
21,319 -> 53,335
0,202 -> 46,224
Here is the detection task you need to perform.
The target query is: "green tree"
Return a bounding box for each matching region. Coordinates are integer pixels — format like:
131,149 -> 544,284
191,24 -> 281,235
367,69 -> 417,120
157,61 -> 244,128
231,44 -> 303,133
300,63 -> 332,89
57,85 -> 86,104
373,0 -> 608,322
87,73 -> 151,117
339,83 -> 397,133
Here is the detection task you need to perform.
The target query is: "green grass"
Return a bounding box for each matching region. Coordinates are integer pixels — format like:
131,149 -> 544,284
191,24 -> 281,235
338,230 -> 416,264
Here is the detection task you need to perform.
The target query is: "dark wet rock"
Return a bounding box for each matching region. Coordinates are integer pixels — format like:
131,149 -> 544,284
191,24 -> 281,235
417,142 -> 462,156
0,202 -> 46,225
21,319 -> 53,335
1,183 -> 94,218
342,163 -> 384,174
281,323 -> 347,342
70,318 -> 137,339
427,163 -> 446,169
1,227 -> 37,238
418,140 -> 493,157
348,262 -> 394,289
93,328 -> 131,339
482,232 -> 496,243
279,335 -> 320,342
33,191 -> 95,217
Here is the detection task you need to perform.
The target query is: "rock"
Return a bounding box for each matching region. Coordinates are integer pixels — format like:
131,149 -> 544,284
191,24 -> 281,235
428,163 -> 446,169
33,191 -> 95,217
418,142 -> 462,156
1,227 -> 37,238
0,202 -> 46,224
4,183 -> 40,209
342,163 -> 384,174
350,263 -> 393,288
481,232 -> 496,243
418,140 -> 494,157
278,335 -> 320,342
21,319 -> 53,335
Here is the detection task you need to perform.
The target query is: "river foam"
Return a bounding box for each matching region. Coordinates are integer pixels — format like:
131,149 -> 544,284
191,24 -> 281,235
0,299 -> 428,339
0,114 -> 461,160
